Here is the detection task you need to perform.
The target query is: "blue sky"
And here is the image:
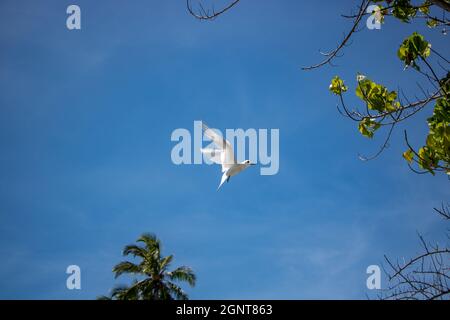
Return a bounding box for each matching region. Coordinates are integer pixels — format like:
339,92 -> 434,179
0,0 -> 448,299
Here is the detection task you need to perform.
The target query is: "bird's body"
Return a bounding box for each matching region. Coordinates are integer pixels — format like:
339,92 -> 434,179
227,162 -> 252,177
218,161 -> 253,189
201,122 -> 255,190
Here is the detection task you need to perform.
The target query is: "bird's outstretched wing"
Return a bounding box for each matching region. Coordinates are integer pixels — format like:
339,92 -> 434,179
202,122 -> 236,172
200,148 -> 223,165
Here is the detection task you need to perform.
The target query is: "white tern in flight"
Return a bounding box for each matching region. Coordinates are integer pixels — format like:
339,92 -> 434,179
201,122 -> 255,190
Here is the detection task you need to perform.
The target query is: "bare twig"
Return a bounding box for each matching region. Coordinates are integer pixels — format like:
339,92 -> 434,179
302,0 -> 371,70
187,0 -> 241,20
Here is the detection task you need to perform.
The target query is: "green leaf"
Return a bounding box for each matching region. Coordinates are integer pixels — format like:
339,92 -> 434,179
403,149 -> 414,163
419,2 -> 430,14
392,0 -> 418,22
426,19 -> 439,28
358,118 -> 380,138
397,32 -> 431,70
329,76 -> 348,95
355,77 -> 400,112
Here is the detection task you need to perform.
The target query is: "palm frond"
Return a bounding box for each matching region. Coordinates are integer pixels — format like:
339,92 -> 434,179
121,280 -> 141,300
112,261 -> 143,279
122,244 -> 147,258
135,278 -> 159,300
110,284 -> 136,300
159,254 -> 173,272
167,266 -> 196,287
166,281 -> 189,300
137,233 -> 160,251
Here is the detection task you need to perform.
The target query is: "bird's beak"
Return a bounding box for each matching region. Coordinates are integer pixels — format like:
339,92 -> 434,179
250,163 -> 256,165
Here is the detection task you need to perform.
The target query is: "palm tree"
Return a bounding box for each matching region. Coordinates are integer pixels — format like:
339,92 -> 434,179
99,233 -> 196,300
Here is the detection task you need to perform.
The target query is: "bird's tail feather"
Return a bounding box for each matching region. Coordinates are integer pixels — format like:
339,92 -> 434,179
217,173 -> 228,191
